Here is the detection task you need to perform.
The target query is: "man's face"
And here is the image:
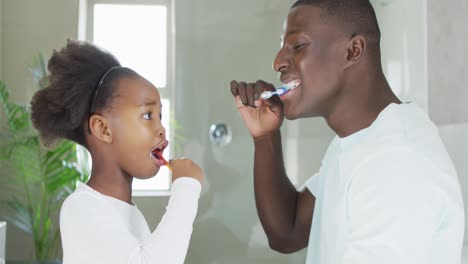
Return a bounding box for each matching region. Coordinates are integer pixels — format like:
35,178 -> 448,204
274,5 -> 349,119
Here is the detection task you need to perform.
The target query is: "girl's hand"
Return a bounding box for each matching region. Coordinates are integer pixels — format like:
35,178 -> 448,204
170,158 -> 204,184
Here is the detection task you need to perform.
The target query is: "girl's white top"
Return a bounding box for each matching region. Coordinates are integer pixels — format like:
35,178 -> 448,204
60,177 -> 201,264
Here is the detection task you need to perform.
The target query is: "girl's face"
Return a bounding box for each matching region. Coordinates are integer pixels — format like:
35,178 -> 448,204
106,75 -> 167,179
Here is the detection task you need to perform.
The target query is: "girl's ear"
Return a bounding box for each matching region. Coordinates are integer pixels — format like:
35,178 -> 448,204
88,114 -> 113,143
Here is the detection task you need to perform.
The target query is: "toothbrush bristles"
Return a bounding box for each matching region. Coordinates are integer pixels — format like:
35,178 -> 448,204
261,91 -> 274,99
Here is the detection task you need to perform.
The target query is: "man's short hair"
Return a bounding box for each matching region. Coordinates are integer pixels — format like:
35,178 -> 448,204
292,0 -> 381,42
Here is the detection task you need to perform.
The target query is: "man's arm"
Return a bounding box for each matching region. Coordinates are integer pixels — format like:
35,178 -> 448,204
253,130 -> 316,253
229,80 -> 316,253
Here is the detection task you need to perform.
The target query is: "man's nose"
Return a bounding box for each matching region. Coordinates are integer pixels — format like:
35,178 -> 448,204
273,48 -> 290,73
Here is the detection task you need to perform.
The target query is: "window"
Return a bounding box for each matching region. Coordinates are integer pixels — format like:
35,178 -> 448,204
80,0 -> 174,195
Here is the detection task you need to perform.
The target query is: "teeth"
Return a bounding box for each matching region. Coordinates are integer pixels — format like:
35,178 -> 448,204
284,80 -> 302,90
155,145 -> 164,151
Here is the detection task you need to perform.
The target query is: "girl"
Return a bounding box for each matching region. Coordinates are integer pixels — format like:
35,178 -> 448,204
30,40 -> 203,264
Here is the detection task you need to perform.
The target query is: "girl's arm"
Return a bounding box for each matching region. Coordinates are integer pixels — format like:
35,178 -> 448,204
131,177 -> 201,263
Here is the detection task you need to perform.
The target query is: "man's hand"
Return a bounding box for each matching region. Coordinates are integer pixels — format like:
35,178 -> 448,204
230,80 -> 284,139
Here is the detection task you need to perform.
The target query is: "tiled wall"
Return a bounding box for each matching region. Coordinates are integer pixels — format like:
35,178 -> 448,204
428,0 -> 468,125
373,0 -> 428,111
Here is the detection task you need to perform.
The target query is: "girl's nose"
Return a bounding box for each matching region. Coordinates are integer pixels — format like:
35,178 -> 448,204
156,125 -> 166,137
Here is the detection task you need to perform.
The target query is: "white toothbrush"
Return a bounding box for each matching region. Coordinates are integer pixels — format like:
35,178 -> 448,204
260,80 -> 301,99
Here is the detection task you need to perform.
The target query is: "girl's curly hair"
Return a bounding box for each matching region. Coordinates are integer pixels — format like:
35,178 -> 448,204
30,40 -> 135,148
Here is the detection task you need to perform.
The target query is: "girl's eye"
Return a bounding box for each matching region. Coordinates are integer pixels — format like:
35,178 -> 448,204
159,114 -> 162,120
143,112 -> 152,120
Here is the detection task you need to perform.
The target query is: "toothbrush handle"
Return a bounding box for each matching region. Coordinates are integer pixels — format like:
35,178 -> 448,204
160,156 -> 173,172
275,86 -> 288,96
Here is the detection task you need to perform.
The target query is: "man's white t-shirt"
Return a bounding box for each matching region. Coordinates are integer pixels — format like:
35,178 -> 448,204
303,103 -> 464,264
60,177 -> 201,264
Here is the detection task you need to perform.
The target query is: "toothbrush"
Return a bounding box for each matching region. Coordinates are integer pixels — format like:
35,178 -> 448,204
159,156 -> 173,172
260,80 -> 301,100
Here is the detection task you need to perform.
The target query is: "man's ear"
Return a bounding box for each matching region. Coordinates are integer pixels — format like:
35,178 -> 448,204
344,34 -> 366,69
89,114 -> 113,143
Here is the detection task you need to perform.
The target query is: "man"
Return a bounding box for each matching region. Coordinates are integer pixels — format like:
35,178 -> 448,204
229,0 -> 464,263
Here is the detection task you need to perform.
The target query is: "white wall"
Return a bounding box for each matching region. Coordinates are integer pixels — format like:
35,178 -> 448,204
2,0 -> 79,104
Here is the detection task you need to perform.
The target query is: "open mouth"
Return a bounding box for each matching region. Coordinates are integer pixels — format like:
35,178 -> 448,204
276,79 -> 302,98
150,140 -> 169,166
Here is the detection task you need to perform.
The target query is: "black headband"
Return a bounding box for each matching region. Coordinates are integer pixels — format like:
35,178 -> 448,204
87,66 -> 121,134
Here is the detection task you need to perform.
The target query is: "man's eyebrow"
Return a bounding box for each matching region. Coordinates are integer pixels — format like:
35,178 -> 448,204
281,29 -> 303,41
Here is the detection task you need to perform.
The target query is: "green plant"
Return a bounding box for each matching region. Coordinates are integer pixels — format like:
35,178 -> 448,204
170,113 -> 187,157
0,55 -> 89,260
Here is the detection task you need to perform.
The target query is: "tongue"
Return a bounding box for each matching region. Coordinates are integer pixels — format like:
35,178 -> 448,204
150,149 -> 163,165
152,149 -> 169,167
152,149 -> 161,159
